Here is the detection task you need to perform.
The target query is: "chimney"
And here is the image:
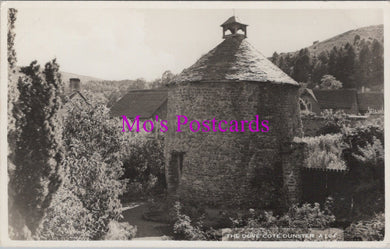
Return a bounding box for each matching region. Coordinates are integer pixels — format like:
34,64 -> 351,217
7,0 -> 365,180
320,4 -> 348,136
69,78 -> 81,92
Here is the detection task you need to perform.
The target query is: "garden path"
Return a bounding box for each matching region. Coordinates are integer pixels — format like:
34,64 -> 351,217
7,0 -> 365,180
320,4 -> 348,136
122,202 -> 170,239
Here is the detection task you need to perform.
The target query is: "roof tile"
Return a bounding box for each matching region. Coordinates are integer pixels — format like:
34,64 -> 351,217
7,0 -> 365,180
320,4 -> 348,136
110,89 -> 167,119
173,36 -> 298,85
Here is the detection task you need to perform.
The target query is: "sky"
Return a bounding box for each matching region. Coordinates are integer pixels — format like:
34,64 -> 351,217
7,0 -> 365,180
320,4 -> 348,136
13,7 -> 383,81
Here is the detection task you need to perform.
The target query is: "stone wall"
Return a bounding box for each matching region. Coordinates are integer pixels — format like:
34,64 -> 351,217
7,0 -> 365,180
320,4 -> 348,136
281,142 -> 306,204
165,81 -> 302,208
301,114 -> 368,137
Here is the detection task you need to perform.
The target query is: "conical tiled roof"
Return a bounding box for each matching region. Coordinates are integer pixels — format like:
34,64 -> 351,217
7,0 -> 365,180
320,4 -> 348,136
173,35 -> 298,85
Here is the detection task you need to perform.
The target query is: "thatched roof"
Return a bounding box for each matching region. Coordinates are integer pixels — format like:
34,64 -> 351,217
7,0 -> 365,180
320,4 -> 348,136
172,36 -> 298,85
110,89 -> 167,119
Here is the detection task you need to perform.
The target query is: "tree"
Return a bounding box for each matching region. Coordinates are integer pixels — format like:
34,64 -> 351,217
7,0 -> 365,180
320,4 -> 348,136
357,42 -> 371,89
61,99 -> 129,239
150,70 -> 175,89
370,39 -> 384,88
292,48 -> 311,83
161,70 -> 175,85
149,78 -> 162,89
277,56 -> 290,75
127,78 -> 146,91
339,43 -> 356,89
270,51 -> 279,64
319,74 -> 343,90
10,59 -> 65,235
354,34 -> 360,45
7,8 -> 25,238
311,60 -> 328,87
327,47 -> 338,78
8,8 -> 18,152
121,135 -> 166,198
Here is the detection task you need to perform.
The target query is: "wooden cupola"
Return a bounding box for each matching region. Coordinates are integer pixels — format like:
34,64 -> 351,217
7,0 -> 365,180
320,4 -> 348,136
220,16 -> 248,39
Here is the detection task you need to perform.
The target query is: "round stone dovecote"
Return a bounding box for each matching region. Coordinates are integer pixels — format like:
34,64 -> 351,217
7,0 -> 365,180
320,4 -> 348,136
165,16 -> 303,208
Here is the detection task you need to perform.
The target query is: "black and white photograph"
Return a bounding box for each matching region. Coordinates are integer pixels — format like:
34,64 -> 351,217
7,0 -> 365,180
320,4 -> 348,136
0,1 -> 388,246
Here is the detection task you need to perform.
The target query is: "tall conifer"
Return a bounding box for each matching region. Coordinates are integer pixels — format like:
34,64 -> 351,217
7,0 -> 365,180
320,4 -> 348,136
11,59 -> 64,234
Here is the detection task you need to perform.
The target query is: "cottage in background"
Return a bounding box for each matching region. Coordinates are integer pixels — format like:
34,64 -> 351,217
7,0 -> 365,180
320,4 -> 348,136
110,89 -> 167,137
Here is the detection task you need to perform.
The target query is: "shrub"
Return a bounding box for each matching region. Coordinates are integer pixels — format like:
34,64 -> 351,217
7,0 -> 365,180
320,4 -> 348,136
342,122 -> 384,165
233,201 -> 335,230
353,136 -> 383,169
229,202 -> 335,241
341,123 -> 384,221
319,75 -> 343,90
103,221 -> 137,240
121,134 -> 166,199
345,213 -> 384,241
317,109 -> 350,135
35,184 -> 91,240
280,202 -> 335,229
299,134 -> 346,170
172,202 -> 207,240
61,100 -> 129,239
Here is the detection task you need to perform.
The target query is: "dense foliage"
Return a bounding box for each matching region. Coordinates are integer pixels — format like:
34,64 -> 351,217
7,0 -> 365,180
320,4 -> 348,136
172,200 -> 336,241
36,99 -> 137,240
172,202 -> 208,240
59,99 -> 130,239
341,122 -> 384,221
298,134 -> 346,170
83,79 -> 147,107
319,75 -> 342,89
317,109 -> 350,135
345,213 -> 385,241
7,8 -> 18,141
9,59 -> 65,236
121,134 -> 166,199
231,198 -> 334,229
82,70 -> 174,106
303,112 -> 384,232
171,202 -> 220,241
103,220 -> 137,240
228,201 -> 336,241
35,185 -> 92,240
270,39 -> 384,91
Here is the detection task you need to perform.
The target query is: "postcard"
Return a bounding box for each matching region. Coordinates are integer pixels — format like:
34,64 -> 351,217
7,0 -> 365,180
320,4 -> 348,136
0,1 -> 389,247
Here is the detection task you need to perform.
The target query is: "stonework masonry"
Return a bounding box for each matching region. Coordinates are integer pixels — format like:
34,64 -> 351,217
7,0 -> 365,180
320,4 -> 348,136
281,142 -> 306,204
165,81 -> 303,208
165,17 -> 303,209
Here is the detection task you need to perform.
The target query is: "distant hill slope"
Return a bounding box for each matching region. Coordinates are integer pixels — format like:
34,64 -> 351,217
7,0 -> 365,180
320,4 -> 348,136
12,66 -> 104,95
280,24 -> 383,57
271,24 -> 384,90
60,71 -> 104,83
13,66 -> 103,83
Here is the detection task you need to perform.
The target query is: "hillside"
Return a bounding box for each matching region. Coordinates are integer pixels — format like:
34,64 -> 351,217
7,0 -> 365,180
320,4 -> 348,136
60,71 -> 104,83
271,24 -> 384,90
280,24 -> 383,57
13,66 -> 103,83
